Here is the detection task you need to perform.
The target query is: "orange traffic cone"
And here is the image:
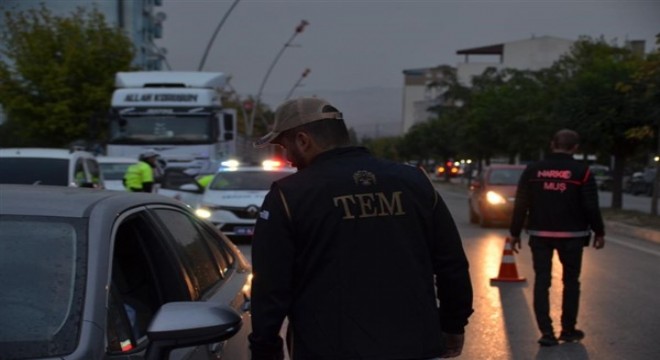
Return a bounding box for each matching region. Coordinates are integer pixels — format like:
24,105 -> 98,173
491,237 -> 526,282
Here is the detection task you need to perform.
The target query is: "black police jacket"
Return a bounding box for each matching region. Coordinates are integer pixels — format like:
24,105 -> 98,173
249,147 -> 473,360
510,152 -> 605,238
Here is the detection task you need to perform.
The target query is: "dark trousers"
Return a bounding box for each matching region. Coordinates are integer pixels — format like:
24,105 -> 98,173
529,236 -> 587,334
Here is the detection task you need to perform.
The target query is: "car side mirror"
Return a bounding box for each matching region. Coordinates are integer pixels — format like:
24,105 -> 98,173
180,183 -> 203,193
145,302 -> 242,360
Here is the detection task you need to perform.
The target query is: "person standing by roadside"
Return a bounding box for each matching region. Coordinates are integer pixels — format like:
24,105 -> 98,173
248,97 -> 473,360
123,150 -> 159,193
509,128 -> 605,346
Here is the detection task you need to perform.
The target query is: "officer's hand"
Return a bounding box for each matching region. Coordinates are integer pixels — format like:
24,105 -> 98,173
593,235 -> 605,249
509,236 -> 522,253
440,332 -> 465,358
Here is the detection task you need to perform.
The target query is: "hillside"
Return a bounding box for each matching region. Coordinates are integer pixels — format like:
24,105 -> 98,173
262,86 -> 403,139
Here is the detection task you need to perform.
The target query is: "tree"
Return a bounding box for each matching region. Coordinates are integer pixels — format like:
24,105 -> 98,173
551,37 -> 656,209
622,34 -> 660,214
0,5 -> 134,147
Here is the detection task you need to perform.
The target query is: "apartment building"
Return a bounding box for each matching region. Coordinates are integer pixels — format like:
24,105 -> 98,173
401,35 -> 574,134
0,0 -> 166,70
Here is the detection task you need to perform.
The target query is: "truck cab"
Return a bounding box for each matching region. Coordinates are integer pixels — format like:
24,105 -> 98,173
107,71 -> 237,171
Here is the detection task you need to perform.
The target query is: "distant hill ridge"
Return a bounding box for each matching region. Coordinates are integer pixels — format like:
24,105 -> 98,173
262,86 -> 403,139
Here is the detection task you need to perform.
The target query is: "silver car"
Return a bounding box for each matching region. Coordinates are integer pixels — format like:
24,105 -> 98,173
0,185 -> 252,359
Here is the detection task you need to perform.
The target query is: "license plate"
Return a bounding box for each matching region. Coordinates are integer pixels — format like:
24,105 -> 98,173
234,226 -> 254,236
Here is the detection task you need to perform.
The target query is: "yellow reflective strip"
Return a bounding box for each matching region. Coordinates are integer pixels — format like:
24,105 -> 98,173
278,188 -> 291,222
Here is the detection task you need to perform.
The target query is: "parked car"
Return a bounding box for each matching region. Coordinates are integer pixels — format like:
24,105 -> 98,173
629,167 -> 657,196
589,164 -> 613,191
97,156 -> 136,191
468,164 -> 526,227
0,185 -> 251,359
0,148 -> 104,188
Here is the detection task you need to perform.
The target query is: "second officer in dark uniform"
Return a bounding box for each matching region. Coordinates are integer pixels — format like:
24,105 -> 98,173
248,97 -> 473,360
509,128 -> 605,346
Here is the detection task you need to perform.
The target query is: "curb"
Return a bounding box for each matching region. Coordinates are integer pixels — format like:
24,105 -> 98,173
605,221 -> 660,245
433,180 -> 660,245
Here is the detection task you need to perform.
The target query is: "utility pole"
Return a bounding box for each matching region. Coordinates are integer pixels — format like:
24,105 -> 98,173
285,68 -> 311,100
198,0 -> 241,71
246,20 -> 309,137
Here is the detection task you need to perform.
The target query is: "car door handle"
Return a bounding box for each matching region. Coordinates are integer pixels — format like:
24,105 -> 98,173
209,341 -> 225,356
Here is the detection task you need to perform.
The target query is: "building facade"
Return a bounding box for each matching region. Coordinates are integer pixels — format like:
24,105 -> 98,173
401,35 -> 574,134
401,67 -> 451,134
455,35 -> 574,86
0,0 -> 166,70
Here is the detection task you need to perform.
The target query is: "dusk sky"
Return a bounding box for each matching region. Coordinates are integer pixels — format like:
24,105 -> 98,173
155,0 -> 659,106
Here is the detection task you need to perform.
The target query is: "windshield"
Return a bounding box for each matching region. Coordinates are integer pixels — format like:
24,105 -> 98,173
99,162 -> 131,180
488,168 -> 524,185
210,170 -> 293,191
109,114 -> 214,145
0,158 -> 69,186
0,216 -> 86,358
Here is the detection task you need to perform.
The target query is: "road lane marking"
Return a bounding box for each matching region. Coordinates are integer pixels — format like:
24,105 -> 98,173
599,236 -> 660,257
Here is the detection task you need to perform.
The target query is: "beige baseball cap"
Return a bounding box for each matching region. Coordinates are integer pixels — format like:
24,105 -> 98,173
253,97 -> 343,148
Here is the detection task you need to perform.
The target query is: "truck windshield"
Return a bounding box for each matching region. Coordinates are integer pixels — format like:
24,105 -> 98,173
109,114 -> 214,145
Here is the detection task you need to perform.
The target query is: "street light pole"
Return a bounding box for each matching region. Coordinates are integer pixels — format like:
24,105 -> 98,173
285,68 -> 311,100
246,20 -> 309,137
198,0 -> 242,71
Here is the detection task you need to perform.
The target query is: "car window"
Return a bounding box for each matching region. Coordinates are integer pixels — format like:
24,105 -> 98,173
153,209 -> 223,299
210,170 -> 291,190
198,224 -> 235,274
107,211 -> 191,354
0,215 -> 86,358
100,162 -> 131,180
86,159 -> 103,186
488,169 -> 524,185
0,158 -> 69,186
74,158 -> 87,187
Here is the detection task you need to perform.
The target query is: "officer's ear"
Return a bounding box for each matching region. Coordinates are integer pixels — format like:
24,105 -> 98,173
294,131 -> 313,150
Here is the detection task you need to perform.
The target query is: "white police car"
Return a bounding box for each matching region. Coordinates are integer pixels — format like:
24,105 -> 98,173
194,160 -> 296,239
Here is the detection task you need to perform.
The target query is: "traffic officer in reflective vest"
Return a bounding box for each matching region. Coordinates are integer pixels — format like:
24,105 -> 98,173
248,97 -> 473,360
123,150 -> 159,193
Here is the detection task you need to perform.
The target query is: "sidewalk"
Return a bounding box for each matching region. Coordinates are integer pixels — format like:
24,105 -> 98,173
605,220 -> 660,245
433,179 -> 660,245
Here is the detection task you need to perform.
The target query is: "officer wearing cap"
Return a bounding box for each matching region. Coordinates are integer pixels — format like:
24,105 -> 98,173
123,149 -> 159,192
248,97 -> 473,360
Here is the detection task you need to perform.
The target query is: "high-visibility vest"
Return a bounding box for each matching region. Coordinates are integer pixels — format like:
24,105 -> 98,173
124,161 -> 154,191
197,174 -> 214,188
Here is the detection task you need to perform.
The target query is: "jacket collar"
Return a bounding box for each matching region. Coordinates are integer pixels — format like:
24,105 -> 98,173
309,146 -> 370,167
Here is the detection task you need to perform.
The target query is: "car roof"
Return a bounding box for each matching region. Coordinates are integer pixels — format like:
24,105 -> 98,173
485,164 -> 527,170
0,184 -> 184,218
217,166 -> 296,173
0,148 -> 95,159
96,156 -> 136,164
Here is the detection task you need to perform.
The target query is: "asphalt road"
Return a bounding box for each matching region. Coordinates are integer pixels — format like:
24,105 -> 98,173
438,184 -> 660,360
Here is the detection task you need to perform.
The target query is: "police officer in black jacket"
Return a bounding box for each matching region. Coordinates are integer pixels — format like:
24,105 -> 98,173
509,129 -> 605,347
249,97 -> 473,360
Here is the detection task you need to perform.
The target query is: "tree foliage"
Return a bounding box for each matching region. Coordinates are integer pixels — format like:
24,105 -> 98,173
0,4 -> 134,147
389,37 -> 659,209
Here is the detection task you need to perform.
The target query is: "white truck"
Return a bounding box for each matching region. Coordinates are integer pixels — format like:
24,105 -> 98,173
106,71 -> 237,170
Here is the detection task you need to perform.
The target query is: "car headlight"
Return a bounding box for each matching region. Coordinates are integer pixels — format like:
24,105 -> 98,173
486,191 -> 506,205
195,207 -> 212,219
